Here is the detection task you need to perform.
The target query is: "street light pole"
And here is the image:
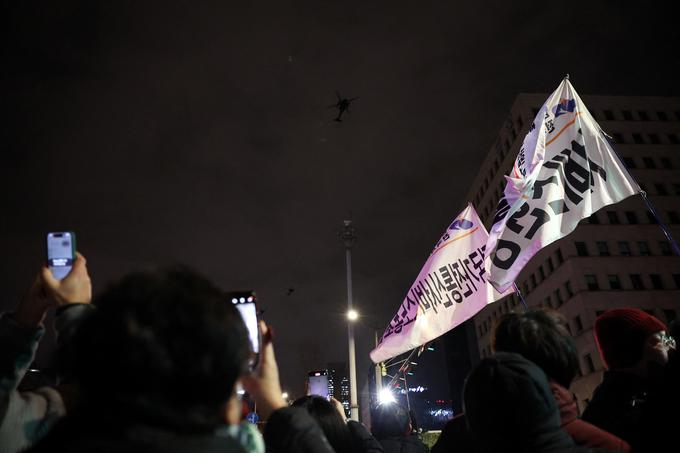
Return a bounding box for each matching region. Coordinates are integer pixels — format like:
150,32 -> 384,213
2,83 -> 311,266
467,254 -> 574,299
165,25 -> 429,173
339,219 -> 359,421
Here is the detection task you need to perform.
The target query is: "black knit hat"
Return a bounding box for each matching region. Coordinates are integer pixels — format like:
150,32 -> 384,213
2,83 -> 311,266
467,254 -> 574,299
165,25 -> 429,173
463,352 -> 576,452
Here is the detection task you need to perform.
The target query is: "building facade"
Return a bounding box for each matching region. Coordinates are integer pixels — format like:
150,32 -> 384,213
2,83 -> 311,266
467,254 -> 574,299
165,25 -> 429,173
328,361 -> 351,416
466,93 -> 680,410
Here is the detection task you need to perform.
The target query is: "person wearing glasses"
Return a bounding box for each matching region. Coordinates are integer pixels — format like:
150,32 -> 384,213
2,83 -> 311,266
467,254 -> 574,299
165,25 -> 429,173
582,308 -> 676,449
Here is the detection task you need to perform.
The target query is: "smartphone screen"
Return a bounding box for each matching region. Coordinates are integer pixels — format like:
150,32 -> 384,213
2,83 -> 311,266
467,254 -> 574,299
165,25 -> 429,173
47,232 -> 76,280
229,292 -> 260,370
308,370 -> 329,399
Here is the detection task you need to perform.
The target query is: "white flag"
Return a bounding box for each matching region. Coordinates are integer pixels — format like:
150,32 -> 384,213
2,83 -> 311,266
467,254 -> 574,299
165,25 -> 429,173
486,78 -> 639,293
370,204 -> 508,363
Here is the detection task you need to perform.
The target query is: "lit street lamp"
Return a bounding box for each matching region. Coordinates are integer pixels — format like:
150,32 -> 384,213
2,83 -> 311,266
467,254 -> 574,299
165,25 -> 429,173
339,219 -> 359,421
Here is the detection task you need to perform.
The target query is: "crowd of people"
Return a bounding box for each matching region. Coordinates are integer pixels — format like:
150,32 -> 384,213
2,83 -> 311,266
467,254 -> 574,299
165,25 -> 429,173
0,253 -> 676,452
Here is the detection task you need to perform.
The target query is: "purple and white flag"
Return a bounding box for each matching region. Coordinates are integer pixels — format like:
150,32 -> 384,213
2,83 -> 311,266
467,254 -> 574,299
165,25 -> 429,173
486,78 -> 639,292
370,204 -> 508,363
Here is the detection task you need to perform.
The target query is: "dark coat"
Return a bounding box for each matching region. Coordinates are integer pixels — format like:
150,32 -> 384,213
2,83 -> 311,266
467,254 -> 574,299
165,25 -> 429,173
581,370 -> 650,447
347,420 -> 385,453
550,380 -> 630,451
27,406 -> 334,453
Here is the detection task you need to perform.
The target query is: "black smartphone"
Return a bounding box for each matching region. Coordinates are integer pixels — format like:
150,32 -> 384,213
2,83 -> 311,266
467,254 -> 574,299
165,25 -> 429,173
46,232 -> 76,280
228,291 -> 260,371
308,369 -> 330,399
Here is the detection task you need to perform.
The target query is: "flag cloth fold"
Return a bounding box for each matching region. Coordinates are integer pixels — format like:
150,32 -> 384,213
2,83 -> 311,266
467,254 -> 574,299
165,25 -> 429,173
485,78 -> 639,293
370,204 -> 508,363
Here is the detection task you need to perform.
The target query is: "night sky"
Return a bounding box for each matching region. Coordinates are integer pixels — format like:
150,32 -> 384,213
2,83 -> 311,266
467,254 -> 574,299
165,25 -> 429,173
2,1 -> 679,399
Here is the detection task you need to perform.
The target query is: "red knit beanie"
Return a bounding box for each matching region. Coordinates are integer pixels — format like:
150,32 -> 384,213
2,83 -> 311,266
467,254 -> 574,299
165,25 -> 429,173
594,308 -> 667,369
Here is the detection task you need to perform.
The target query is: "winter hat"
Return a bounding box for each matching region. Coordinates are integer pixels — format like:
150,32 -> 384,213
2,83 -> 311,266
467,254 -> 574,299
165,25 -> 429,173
594,308 -> 667,369
463,352 -> 576,452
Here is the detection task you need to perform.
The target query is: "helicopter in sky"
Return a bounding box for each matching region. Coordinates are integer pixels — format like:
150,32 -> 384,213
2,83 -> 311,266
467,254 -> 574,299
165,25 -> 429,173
328,91 -> 358,122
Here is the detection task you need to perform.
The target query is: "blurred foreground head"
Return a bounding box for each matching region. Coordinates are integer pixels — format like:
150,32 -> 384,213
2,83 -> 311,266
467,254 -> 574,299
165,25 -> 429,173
371,401 -> 411,439
493,308 -> 579,388
463,352 -> 576,453
292,395 -> 352,453
73,266 -> 250,431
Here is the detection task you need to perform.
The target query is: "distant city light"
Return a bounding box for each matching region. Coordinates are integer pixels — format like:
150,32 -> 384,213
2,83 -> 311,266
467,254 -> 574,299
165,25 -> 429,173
282,392 -> 289,399
397,386 -> 427,394
347,309 -> 359,321
378,388 -> 396,404
428,408 -> 454,418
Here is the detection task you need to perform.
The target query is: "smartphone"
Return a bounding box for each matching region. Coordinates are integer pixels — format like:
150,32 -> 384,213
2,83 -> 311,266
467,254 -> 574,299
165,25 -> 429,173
46,232 -> 76,280
308,370 -> 330,399
228,291 -> 260,371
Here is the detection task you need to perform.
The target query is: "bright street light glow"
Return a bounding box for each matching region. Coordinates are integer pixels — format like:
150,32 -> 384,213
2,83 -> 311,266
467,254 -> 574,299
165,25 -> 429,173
378,388 -> 396,404
347,309 -> 359,321
282,392 -> 289,399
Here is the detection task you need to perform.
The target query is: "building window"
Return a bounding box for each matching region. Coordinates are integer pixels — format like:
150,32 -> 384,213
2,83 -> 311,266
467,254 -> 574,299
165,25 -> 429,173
596,241 -> 610,256
622,110 -> 633,121
660,157 -> 673,169
606,211 -> 619,224
643,157 -> 656,168
556,249 -> 564,265
584,353 -> 596,373
674,274 -> 680,289
566,322 -> 573,336
647,212 -> 658,224
623,157 -> 637,168
660,241 -> 672,256
554,288 -> 563,307
669,134 -> 679,144
585,274 -> 599,291
604,110 -> 614,120
625,211 -> 638,224
576,242 -> 589,256
613,133 -> 624,144
608,274 -> 622,290
674,184 -> 680,196
618,241 -> 632,256
622,157 -> 635,168
657,111 -> 668,121
650,274 -> 664,290
539,266 -> 546,281
648,134 -> 660,144
638,111 -> 650,121
544,296 -> 552,308
547,257 -> 554,273
589,213 -> 600,224
668,211 -> 680,224
574,315 -> 584,332
664,310 -> 677,323
531,274 -> 537,288
655,183 -> 668,195
630,274 -> 645,290
638,241 -> 651,256
565,281 -> 574,297
633,133 -> 644,144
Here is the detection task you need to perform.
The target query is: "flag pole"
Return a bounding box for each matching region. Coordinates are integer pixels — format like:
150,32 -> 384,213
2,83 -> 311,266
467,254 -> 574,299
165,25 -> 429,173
512,283 -> 529,311
638,190 -> 680,256
602,134 -> 680,257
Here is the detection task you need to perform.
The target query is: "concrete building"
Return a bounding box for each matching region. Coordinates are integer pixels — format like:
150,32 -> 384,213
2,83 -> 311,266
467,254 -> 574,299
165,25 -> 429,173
466,93 -> 680,410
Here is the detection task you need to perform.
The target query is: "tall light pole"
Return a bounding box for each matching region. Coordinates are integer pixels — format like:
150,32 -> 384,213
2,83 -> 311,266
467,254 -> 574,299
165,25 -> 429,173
339,219 -> 359,421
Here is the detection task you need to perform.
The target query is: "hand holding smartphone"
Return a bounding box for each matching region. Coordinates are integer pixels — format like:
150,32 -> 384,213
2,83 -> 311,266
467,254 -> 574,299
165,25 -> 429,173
228,291 -> 261,371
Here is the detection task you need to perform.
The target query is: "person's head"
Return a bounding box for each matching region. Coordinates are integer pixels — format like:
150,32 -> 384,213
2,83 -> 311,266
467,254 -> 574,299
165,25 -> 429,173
371,402 -> 411,439
292,396 -> 352,453
463,352 -> 576,452
594,308 -> 673,375
72,266 -> 250,432
492,308 -> 579,388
